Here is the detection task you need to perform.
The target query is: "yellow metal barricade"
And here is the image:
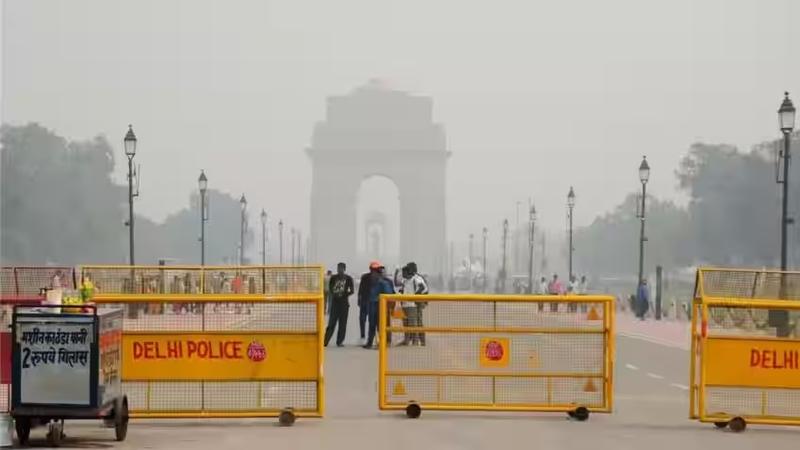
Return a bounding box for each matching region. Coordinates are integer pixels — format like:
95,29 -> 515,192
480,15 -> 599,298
88,265 -> 324,424
691,268 -> 800,431
378,294 -> 614,419
80,265 -> 322,299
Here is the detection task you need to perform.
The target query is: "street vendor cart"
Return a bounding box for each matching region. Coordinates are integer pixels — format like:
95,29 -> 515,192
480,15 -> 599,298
10,305 -> 127,446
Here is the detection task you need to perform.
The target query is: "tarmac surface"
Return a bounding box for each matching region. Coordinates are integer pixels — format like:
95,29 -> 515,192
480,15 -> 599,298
10,308 -> 799,449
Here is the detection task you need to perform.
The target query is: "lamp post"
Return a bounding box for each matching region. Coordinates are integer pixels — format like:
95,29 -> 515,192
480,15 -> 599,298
515,201 -> 521,274
482,227 -> 488,292
239,194 -> 247,265
774,92 -> 796,337
468,233 -> 474,291
637,156 -> 650,295
260,209 -> 267,265
528,204 -> 536,294
198,171 -> 208,265
567,187 -> 575,280
278,220 -> 284,264
501,219 -> 509,293
123,125 -> 137,267
291,228 -> 297,265
779,92 -> 796,271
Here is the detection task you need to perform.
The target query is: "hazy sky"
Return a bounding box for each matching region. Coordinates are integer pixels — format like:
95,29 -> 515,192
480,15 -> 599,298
2,0 -> 799,246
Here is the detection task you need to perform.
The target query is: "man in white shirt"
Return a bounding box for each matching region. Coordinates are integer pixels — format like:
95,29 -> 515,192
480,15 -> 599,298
398,262 -> 429,346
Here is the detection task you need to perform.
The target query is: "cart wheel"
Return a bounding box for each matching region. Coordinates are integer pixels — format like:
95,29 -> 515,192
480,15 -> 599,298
572,407 -> 590,422
729,417 -> 746,433
15,417 -> 31,445
278,408 -> 295,427
46,421 -> 64,447
713,421 -> 728,429
567,410 -> 576,419
405,402 -> 422,419
114,397 -> 129,441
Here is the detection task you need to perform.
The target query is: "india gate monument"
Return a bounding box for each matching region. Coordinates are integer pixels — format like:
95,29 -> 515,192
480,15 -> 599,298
307,80 -> 449,274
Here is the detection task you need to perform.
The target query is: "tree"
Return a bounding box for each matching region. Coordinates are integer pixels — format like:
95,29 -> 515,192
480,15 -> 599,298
1,123 -> 126,264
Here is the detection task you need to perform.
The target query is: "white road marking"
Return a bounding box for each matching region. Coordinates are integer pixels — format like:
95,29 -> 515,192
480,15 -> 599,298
647,372 -> 665,380
670,383 -> 689,390
625,363 -> 639,370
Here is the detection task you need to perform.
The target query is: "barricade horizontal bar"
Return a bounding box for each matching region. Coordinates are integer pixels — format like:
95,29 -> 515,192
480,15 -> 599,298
385,326 -> 606,334
82,264 -> 323,270
380,404 -> 610,412
700,415 -> 800,426
704,383 -> 800,390
382,294 -> 614,303
93,294 -> 321,302
704,335 -> 799,343
125,378 -> 320,383
386,370 -> 604,378
130,411 -> 322,419
123,330 -> 317,336
699,296 -> 800,310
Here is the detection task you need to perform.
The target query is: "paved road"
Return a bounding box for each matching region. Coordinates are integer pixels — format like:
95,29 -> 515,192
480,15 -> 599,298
14,308 -> 798,449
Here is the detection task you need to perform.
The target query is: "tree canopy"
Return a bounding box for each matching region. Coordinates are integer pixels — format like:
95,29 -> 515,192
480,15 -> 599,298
1,123 -> 251,265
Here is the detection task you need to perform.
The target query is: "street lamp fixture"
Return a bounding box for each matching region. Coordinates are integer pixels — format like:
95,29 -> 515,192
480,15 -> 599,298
198,170 -> 208,265
639,156 -> 651,184
528,204 -> 536,294
260,209 -> 268,265
501,219 -> 509,292
482,227 -> 488,292
124,125 -> 137,157
239,194 -> 247,265
779,91 -> 796,133
567,187 -> 575,280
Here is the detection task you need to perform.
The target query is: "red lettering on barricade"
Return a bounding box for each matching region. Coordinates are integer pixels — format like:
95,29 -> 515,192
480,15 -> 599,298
750,349 -> 760,367
167,341 -> 181,358
133,342 -> 144,359
131,338 -> 253,361
750,348 -> 800,370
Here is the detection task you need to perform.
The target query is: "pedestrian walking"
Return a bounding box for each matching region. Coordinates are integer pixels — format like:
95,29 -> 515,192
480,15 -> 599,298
363,262 -> 395,349
398,262 -> 428,346
324,263 -> 355,347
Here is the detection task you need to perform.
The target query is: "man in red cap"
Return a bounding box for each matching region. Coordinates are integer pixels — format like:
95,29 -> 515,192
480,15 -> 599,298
363,261 -> 395,349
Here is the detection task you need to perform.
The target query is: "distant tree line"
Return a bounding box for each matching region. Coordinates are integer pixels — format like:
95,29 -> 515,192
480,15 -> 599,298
574,133 -> 800,277
1,123 -> 252,265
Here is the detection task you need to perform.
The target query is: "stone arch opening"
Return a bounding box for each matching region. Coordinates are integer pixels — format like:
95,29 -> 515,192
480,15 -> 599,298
356,176 -> 400,267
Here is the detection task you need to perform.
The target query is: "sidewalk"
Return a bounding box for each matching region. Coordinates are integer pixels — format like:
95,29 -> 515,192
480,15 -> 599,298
616,312 -> 691,350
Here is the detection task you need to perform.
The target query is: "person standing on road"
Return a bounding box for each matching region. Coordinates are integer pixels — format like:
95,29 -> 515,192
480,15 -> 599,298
363,262 -> 395,349
324,270 -> 333,315
398,262 -> 428,346
637,279 -> 650,320
357,265 -> 378,345
548,274 -> 563,312
324,262 -> 355,347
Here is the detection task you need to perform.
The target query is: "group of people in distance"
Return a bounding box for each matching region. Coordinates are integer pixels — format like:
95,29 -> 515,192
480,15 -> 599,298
323,260 -> 428,349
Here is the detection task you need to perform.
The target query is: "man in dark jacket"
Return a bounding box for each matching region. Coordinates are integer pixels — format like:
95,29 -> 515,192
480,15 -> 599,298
357,264 -> 378,345
364,262 -> 395,349
324,262 -> 354,347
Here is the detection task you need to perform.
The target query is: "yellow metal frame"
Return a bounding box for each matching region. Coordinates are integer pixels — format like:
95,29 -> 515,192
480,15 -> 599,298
378,294 -> 615,414
80,264 -> 324,300
690,268 -> 800,427
91,265 -> 325,419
